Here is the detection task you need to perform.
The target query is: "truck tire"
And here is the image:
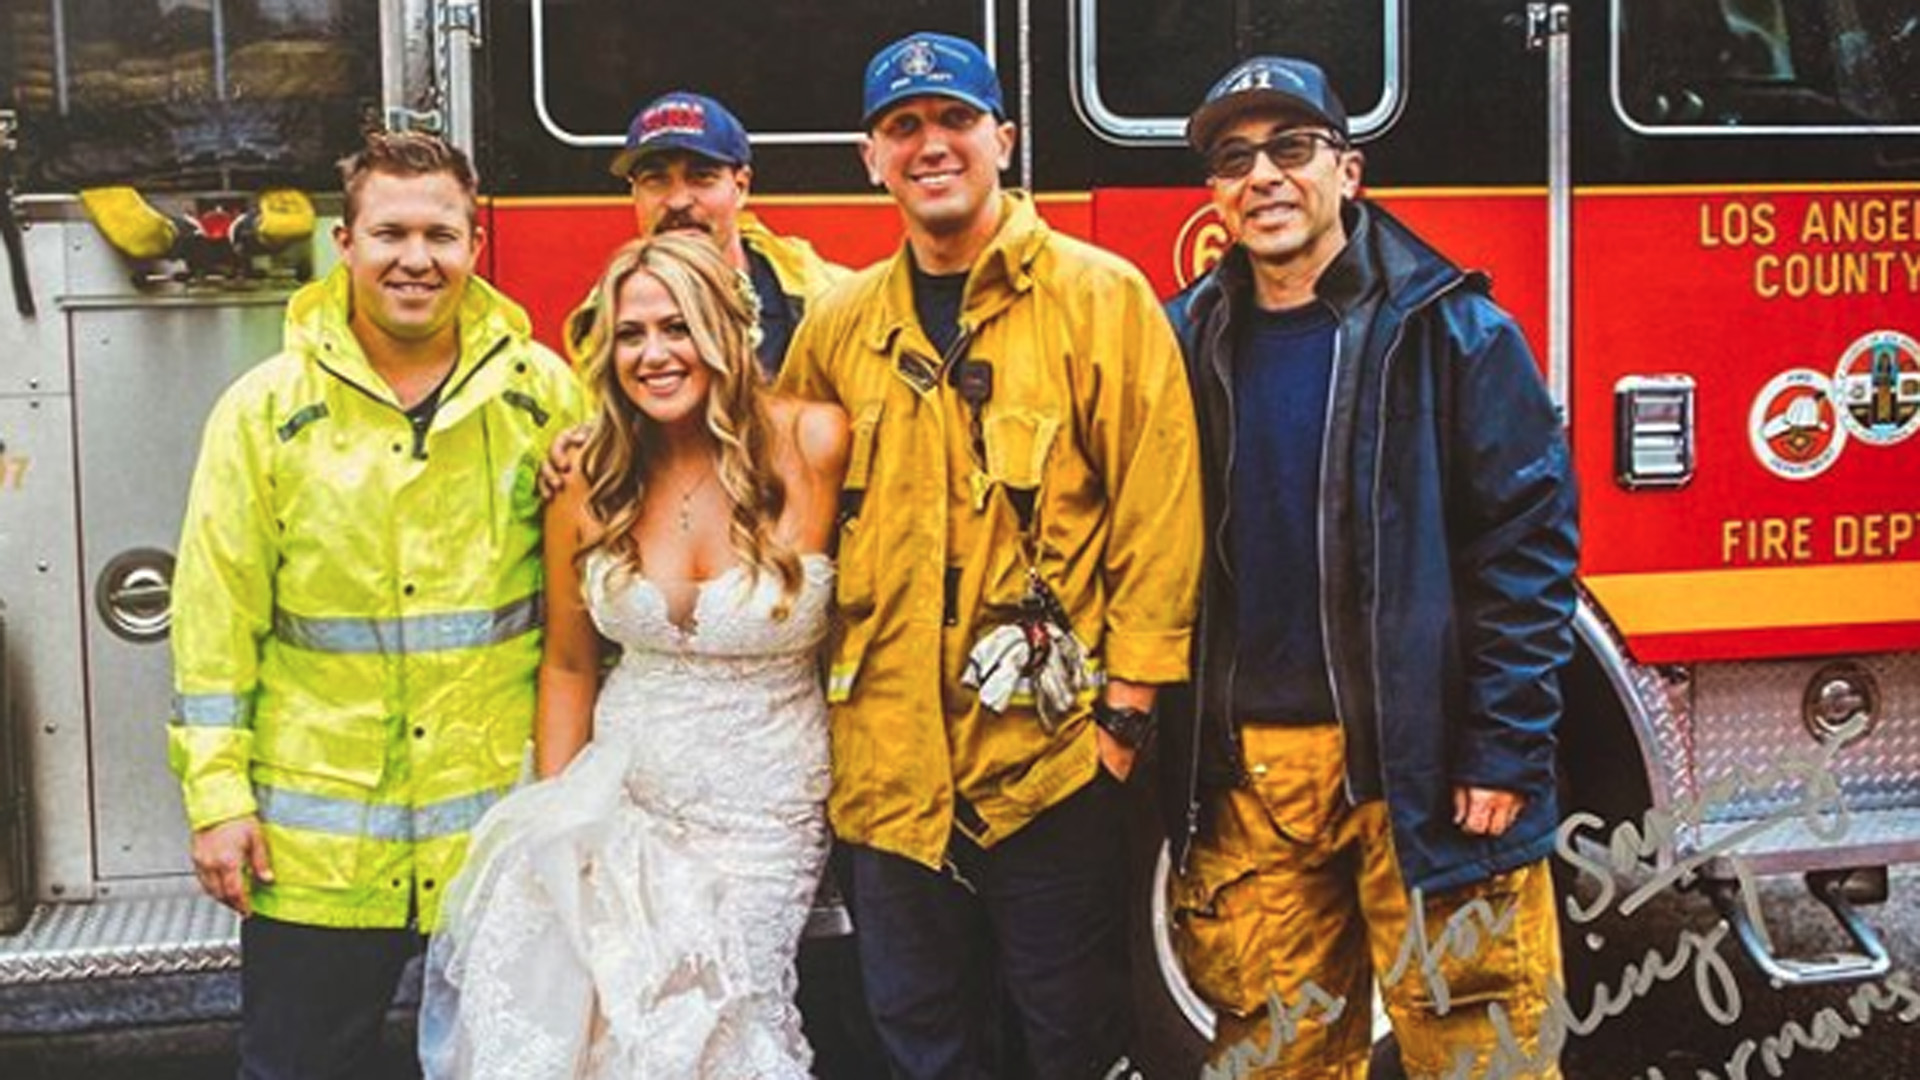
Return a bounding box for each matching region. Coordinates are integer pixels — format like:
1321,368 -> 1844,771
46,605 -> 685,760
1121,780 -> 1210,1076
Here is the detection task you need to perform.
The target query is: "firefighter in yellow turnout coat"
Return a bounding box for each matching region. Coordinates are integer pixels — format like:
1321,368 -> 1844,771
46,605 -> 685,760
169,133 -> 583,1079
776,33 -> 1201,1076
782,191 -> 1202,866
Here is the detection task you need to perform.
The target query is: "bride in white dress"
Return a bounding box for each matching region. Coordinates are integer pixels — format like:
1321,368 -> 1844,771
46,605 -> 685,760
419,233 -> 849,1079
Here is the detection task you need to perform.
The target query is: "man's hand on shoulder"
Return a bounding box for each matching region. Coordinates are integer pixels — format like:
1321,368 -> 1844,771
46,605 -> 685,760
191,815 -> 273,916
1452,785 -> 1526,837
537,424 -> 591,501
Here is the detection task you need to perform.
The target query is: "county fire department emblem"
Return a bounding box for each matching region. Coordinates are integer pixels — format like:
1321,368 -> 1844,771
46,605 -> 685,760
902,40 -> 937,77
1833,329 -> 1920,446
1749,368 -> 1846,480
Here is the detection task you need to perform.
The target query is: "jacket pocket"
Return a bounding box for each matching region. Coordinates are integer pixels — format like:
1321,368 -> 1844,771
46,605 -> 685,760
1248,755 -> 1337,846
1170,846 -> 1264,1018
1241,725 -> 1341,845
834,401 -> 883,616
253,710 -> 388,791
979,409 -> 1062,610
474,676 -> 537,774
250,715 -> 388,890
1395,866 -> 1534,1013
983,408 -> 1059,492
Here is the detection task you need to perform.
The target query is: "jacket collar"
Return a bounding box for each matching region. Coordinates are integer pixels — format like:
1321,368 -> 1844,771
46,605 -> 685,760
737,211 -> 827,300
288,264 -> 529,410
1320,200 -> 1467,317
864,191 -> 1048,354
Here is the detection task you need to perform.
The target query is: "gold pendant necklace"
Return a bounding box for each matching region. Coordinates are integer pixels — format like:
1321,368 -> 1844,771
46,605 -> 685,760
674,469 -> 715,533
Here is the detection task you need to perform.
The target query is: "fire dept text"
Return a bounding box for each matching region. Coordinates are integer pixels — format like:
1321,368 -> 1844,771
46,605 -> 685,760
1721,513 -> 1920,564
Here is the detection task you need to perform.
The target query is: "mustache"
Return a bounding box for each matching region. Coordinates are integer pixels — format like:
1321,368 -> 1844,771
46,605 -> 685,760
655,211 -> 713,234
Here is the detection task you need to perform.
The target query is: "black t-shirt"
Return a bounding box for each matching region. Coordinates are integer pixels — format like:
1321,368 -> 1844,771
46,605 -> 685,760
403,366 -> 453,456
909,256 -> 968,358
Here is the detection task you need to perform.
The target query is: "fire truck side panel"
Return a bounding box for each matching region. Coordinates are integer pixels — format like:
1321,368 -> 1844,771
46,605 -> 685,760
0,224 -> 94,906
1574,188 -> 1920,664
0,390 -> 88,901
74,298 -> 284,880
1091,187 -> 1549,348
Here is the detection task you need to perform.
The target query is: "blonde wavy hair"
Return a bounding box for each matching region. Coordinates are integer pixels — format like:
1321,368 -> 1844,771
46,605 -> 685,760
572,233 -> 801,614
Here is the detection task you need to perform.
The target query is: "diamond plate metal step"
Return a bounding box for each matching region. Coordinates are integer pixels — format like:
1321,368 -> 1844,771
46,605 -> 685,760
0,893 -> 239,987
0,886 -> 849,988
1696,804 -> 1920,876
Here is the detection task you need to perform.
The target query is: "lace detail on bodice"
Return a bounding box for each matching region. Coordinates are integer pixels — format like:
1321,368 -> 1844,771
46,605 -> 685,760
584,550 -> 834,657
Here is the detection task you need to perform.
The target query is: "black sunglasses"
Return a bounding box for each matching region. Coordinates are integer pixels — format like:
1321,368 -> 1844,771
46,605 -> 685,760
1206,130 -> 1348,180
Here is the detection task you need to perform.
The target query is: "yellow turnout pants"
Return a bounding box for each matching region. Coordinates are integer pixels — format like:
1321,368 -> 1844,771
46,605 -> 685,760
1172,723 -> 1562,1079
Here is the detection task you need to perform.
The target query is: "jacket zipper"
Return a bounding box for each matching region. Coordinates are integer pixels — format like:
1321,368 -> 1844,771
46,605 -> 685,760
925,324 -> 978,830
1316,321 -> 1357,804
412,336 -> 512,459
1207,305 -> 1241,770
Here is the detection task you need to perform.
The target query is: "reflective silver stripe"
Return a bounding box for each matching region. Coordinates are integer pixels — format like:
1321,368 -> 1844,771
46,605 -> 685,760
172,693 -> 253,728
256,784 -> 509,842
257,786 -> 409,840
273,594 -> 542,655
413,788 -> 508,840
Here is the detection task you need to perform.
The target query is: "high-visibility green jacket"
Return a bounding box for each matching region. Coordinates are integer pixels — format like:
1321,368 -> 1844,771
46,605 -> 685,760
168,266 -> 585,931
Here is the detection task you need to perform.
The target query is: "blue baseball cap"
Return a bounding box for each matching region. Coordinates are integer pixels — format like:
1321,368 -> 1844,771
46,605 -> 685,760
609,92 -> 752,179
1187,56 -> 1350,152
862,33 -> 1005,128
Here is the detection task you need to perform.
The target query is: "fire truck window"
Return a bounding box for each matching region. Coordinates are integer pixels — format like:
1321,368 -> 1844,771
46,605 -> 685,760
2,0 -> 382,192
1075,0 -> 1392,142
526,0 -> 990,143
1617,0 -> 1920,129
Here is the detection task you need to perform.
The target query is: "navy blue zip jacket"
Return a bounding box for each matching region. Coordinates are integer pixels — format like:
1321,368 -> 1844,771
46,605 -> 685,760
1159,200 -> 1580,894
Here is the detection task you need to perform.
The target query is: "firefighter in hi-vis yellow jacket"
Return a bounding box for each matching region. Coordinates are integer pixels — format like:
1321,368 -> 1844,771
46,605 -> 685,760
168,131 -> 583,1078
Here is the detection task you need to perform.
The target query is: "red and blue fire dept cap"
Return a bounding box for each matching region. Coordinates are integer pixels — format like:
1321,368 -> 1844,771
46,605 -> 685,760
609,91 -> 752,180
862,32 -> 1005,128
1187,56 -> 1350,152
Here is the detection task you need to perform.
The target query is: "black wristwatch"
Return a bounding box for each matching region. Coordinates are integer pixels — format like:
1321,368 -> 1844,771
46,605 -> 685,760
1093,700 -> 1156,752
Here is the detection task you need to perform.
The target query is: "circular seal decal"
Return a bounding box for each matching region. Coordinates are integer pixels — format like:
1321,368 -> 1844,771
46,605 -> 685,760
1750,368 -> 1846,480
901,40 -> 937,77
1833,329 -> 1920,446
1173,204 -> 1229,289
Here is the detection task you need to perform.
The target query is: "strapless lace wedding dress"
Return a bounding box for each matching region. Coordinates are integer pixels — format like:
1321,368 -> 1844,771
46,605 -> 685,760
420,552 -> 833,1079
